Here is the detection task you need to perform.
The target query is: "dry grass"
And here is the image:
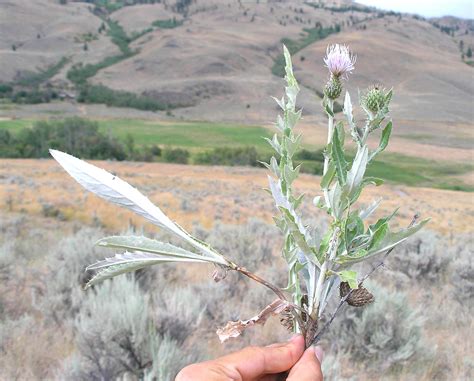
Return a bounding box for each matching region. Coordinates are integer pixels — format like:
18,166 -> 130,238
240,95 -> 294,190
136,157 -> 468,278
0,159 -> 472,379
1,159 -> 472,235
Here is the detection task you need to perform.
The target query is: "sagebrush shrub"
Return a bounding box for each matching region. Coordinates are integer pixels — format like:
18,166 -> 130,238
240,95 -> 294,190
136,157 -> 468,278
201,218 -> 280,270
450,250 -> 474,306
60,274 -> 204,380
39,228 -> 106,324
389,230 -> 449,283
153,286 -> 206,343
328,280 -> 427,371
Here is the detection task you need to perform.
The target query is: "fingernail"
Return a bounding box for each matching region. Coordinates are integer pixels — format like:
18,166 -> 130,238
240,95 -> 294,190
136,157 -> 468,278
313,346 -> 324,363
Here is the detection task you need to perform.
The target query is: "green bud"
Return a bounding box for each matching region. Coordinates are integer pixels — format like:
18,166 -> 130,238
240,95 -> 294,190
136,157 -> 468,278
362,85 -> 387,114
324,75 -> 343,100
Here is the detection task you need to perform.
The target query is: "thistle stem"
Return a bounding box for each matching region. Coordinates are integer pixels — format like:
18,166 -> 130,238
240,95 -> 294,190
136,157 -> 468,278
323,99 -> 334,208
231,264 -> 306,335
308,215 -> 420,346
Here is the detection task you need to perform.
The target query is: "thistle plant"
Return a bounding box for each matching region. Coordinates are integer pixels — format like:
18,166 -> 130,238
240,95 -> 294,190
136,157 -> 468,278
50,44 -> 428,348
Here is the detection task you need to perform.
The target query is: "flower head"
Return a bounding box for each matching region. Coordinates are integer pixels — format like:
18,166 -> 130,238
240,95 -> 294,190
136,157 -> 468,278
361,85 -> 391,114
323,44 -> 356,79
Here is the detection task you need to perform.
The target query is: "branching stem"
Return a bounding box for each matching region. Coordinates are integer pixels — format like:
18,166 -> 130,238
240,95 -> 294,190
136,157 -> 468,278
230,264 -> 306,334
308,214 -> 420,346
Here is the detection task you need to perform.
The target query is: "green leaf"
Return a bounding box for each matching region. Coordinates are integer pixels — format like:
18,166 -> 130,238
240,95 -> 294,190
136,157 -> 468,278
345,212 -> 365,246
336,121 -> 345,145
325,103 -> 334,117
331,127 -> 347,186
379,121 -> 392,152
338,270 -> 358,289
346,146 -> 368,194
318,228 -> 334,258
370,121 -> 392,161
280,207 -> 320,266
320,162 -> 336,189
369,208 -> 399,233
336,249 -> 368,265
364,177 -> 384,186
366,219 -> 430,258
368,222 -> 389,250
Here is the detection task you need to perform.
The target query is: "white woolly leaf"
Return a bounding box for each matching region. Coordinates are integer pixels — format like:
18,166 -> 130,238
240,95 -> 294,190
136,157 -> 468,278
96,235 -> 227,264
85,251 -> 207,289
50,150 -> 226,262
346,146 -> 369,195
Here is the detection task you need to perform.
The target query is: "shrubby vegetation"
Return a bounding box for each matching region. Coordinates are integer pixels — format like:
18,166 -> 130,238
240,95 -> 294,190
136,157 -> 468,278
0,57 -> 67,104
388,230 -> 450,284
328,281 -> 427,372
0,211 -> 471,379
194,146 -> 259,166
77,84 -> 169,111
162,147 -> 190,164
0,117 -> 126,160
152,18 -> 183,29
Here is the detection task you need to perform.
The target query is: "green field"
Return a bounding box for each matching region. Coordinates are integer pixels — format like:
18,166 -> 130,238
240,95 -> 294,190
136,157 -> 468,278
96,119 -> 273,151
0,118 -> 472,191
0,118 -> 272,150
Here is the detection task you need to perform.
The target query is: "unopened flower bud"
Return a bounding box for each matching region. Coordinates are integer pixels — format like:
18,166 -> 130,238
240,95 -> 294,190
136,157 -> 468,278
324,75 -> 343,100
362,85 -> 388,114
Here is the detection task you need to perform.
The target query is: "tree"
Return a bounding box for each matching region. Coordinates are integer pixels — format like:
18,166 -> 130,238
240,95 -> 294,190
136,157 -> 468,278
467,47 -> 472,58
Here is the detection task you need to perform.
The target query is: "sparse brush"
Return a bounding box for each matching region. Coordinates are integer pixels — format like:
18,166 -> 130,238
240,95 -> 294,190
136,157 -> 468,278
388,230 -> 449,283
153,286 -> 206,344
49,44 -> 428,361
62,274 -> 203,380
38,228 -> 106,324
450,250 -> 474,307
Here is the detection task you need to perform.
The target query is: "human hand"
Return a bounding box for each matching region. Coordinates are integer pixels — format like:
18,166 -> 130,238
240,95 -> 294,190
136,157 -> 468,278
175,334 -> 323,381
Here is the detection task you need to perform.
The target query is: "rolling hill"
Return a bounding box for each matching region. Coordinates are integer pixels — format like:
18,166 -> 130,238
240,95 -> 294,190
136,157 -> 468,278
0,0 -> 472,187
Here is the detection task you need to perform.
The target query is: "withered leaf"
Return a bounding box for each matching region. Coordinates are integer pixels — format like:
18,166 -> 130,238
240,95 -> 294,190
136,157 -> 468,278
216,299 -> 290,343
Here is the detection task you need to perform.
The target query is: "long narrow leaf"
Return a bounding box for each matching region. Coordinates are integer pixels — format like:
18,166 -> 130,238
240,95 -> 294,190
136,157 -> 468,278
331,128 -> 347,186
85,251 -> 207,289
50,150 -> 226,263
96,235 -> 227,264
369,121 -> 392,161
346,146 -> 368,194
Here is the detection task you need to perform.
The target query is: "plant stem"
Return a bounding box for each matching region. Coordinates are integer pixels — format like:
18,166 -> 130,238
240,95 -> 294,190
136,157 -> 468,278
310,227 -> 339,319
231,264 -> 306,335
308,214 -> 420,346
234,265 -> 286,300
323,99 -> 334,208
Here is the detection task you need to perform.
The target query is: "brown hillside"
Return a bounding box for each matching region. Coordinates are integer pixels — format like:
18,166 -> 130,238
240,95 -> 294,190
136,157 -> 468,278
0,0 -> 119,84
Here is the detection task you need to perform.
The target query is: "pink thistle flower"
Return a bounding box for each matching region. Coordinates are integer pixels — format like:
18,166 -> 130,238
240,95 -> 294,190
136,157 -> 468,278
323,44 -> 356,79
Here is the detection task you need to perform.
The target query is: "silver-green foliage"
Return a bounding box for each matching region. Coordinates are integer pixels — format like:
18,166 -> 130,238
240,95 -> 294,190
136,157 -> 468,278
450,246 -> 474,306
39,228 -> 106,323
61,275 -> 201,380
264,46 -> 428,330
389,230 -> 449,283
50,45 -> 428,344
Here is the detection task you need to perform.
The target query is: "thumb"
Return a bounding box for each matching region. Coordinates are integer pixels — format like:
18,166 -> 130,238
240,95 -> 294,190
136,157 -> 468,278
219,334 -> 305,379
287,346 -> 324,381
